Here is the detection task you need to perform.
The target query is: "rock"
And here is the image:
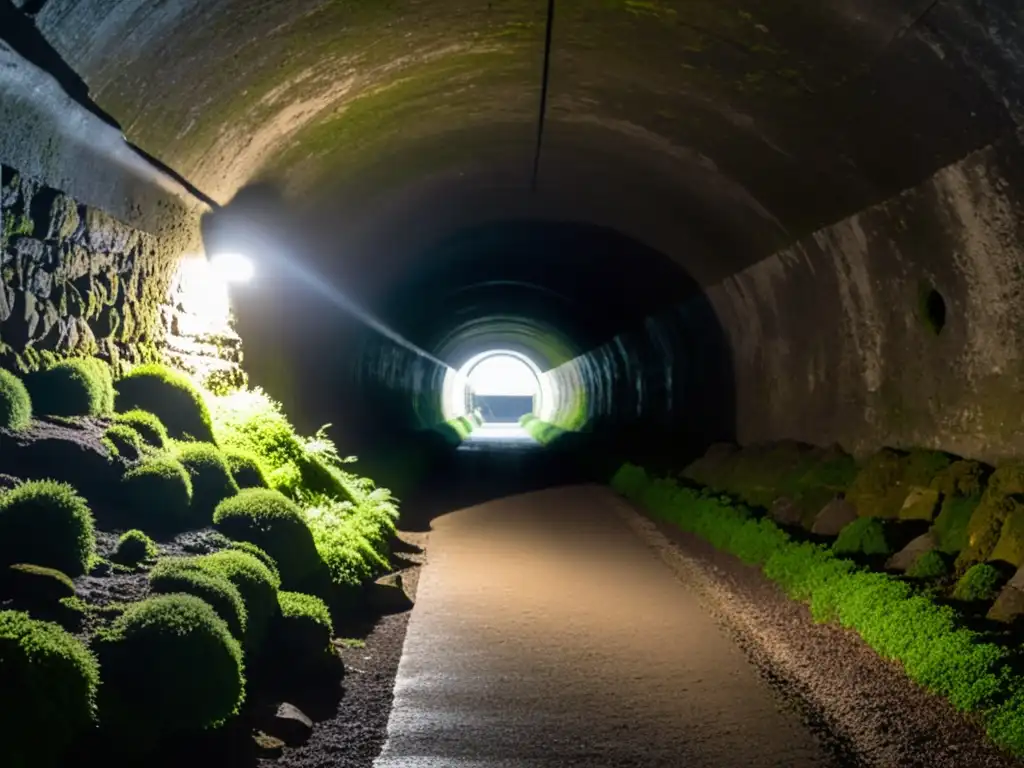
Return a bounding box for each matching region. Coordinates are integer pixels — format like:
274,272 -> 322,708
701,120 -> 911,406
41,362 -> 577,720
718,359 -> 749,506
899,486 -> 941,521
885,532 -> 937,572
367,572 -> 413,615
258,703 -> 313,747
769,497 -> 802,527
811,497 -> 859,536
988,575 -> 1024,624
0,564 -> 75,608
252,730 -> 285,757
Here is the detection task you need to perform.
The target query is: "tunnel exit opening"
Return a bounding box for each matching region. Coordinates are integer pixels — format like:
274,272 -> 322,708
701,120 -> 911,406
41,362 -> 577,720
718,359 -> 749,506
467,353 -> 538,424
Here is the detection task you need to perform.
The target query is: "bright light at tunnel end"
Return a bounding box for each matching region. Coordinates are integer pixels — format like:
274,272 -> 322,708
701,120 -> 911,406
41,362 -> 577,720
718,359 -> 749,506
210,251 -> 255,283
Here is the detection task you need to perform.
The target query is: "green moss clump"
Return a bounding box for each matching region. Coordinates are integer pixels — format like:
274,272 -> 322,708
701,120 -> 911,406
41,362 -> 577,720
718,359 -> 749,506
272,591 -> 336,675
987,462 -> 1024,498
113,409 -> 169,449
24,358 -> 113,417
833,517 -> 892,558
990,501 -> 1024,568
302,492 -> 397,593
0,564 -> 76,605
224,449 -> 270,489
148,558 -> 247,641
932,495 -> 981,554
102,423 -> 145,461
192,550 -> 279,654
846,448 -> 952,518
115,364 -> 214,442
0,610 -> 99,767
75,358 -> 115,413
174,442 -> 240,521
120,458 -> 194,532
0,480 -> 95,576
223,541 -> 280,583
906,550 -> 950,580
931,460 -> 991,499
213,489 -> 322,590
0,368 -> 32,430
110,529 -> 157,567
94,594 -> 245,745
953,563 -> 1006,603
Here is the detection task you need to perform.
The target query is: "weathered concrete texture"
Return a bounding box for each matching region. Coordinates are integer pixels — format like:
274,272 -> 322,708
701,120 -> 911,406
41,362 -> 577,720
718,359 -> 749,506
1,163 -> 241,385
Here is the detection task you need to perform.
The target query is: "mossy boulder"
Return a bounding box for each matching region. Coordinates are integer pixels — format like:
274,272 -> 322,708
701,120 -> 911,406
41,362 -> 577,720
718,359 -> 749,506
885,533 -> 937,572
989,500 -> 1024,568
956,493 -> 1024,573
0,564 -> 75,606
113,409 -> 169,449
931,495 -> 982,555
175,442 -> 240,522
192,550 -> 280,654
0,610 -> 99,767
119,458 -> 194,532
930,460 -> 991,499
213,489 -> 323,590
148,558 -> 248,641
271,591 -> 338,676
0,368 -> 32,430
93,594 -> 245,746
115,364 -> 214,442
0,480 -> 95,576
223,541 -> 281,583
24,358 -> 113,417
952,563 -> 1007,603
906,550 -> 950,580
846,448 -> 952,518
102,423 -> 145,462
110,529 -> 157,567
833,517 -> 892,558
898,486 -> 941,521
224,449 -> 270,489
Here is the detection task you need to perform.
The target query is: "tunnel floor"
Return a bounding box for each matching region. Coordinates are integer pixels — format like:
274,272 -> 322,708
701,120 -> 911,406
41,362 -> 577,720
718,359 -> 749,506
457,423 -> 539,451
374,484 -> 831,767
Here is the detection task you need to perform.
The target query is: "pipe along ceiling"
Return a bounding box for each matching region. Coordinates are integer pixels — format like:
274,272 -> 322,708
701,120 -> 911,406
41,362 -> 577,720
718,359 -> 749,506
9,0 -> 1024,464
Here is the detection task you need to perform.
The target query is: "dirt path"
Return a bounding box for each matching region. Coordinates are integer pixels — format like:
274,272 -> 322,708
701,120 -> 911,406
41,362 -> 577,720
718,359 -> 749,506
374,484 -> 837,767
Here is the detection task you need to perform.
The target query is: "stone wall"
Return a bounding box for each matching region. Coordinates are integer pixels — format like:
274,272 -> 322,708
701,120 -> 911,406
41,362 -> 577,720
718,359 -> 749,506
1,162 -> 243,387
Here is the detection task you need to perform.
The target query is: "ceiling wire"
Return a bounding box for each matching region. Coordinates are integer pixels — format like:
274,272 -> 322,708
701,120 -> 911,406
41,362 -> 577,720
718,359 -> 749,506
531,0 -> 557,193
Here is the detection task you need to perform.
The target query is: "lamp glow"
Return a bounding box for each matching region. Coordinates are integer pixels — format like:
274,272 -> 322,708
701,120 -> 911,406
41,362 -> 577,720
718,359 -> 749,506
210,251 -> 255,283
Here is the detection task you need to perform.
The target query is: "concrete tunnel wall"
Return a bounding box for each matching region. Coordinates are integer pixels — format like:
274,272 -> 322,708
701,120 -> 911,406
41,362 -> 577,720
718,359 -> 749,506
4,1 -> 1024,465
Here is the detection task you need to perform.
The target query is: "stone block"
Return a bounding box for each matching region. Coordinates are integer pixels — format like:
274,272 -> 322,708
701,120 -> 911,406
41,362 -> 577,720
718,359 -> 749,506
885,532 -> 937,572
899,486 -> 941,521
811,497 -> 858,536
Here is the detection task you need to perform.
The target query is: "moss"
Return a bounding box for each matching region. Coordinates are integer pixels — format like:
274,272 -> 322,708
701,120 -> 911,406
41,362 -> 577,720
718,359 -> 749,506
223,541 -> 280,583
110,530 -> 157,567
0,368 -> 32,430
990,500 -> 1024,568
906,550 -> 950,581
931,460 -> 990,499
148,558 -> 247,641
24,358 -> 112,417
174,442 -> 240,521
0,480 -> 95,577
898,486 -> 942,521
192,550 -> 279,654
113,409 -> 169,449
271,591 -> 336,675
846,448 -> 952,518
120,458 -> 194,532
102,423 -> 145,461
94,594 -> 245,745
0,564 -> 76,606
0,610 -> 99,767
932,495 -> 981,554
213,488 -> 322,590
224,449 -> 270,489
956,495 -> 1021,573
952,563 -> 1006,603
987,462 -> 1024,498
115,364 -> 214,442
833,517 -> 892,558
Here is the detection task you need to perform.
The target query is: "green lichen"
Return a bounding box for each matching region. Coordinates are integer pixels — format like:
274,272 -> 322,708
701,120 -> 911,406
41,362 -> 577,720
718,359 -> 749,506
956,495 -> 1024,573
932,495 -> 981,554
990,500 -> 1024,568
846,448 -> 952,518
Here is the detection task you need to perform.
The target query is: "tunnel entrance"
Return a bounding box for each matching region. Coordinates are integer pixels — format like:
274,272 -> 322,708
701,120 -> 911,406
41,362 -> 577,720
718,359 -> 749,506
466,353 -> 538,424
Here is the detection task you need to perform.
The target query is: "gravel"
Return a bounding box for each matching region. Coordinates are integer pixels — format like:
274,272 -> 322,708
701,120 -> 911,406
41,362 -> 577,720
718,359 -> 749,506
617,502 -> 1024,768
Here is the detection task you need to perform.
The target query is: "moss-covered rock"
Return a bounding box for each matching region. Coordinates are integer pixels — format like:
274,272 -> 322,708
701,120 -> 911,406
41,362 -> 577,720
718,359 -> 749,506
906,550 -> 950,580
846,448 -> 952,518
115,364 -> 214,442
930,460 -> 991,499
270,590 -> 338,676
213,489 -> 322,590
148,558 -> 248,641
102,423 -> 145,462
94,594 -> 245,746
110,529 -> 157,567
952,563 -> 1006,603
113,409 -> 168,449
833,517 -> 892,558
0,480 -> 95,576
224,448 -> 270,489
932,495 -> 980,554
120,458 -> 194,532
0,368 -> 32,430
192,549 -> 279,654
898,486 -> 941,521
223,540 -> 280,583
990,501 -> 1024,568
175,442 -> 240,521
24,358 -> 112,417
0,564 -> 76,605
956,495 -> 1021,573
0,610 -> 99,767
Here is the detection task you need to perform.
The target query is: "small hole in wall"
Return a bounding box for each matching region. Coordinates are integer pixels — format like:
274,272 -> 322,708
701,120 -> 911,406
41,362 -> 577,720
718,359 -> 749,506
917,282 -> 946,336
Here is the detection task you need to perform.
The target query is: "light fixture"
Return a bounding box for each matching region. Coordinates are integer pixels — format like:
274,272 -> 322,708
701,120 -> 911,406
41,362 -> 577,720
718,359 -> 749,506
209,251 -> 255,283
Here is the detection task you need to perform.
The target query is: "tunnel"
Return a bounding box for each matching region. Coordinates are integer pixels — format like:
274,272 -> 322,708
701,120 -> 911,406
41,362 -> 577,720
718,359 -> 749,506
5,1 -> 1024,766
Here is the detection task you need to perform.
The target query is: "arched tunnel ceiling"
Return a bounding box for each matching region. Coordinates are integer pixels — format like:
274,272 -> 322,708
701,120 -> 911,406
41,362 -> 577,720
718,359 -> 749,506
27,0 -> 1024,288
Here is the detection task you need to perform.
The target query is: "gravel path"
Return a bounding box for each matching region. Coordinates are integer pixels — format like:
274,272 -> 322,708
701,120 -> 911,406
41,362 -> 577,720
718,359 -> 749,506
611,492 -> 1024,768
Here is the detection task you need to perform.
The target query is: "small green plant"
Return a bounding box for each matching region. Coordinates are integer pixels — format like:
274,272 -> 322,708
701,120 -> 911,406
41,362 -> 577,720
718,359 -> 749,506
224,449 -> 270,489
223,541 -> 280,583
102,423 -> 145,461
120,458 -> 194,532
93,594 -> 244,746
113,409 -> 169,449
0,610 -> 99,767
0,368 -> 32,430
906,550 -> 949,580
24,358 -> 113,417
833,518 -> 892,558
110,530 -> 157,566
148,558 -> 247,641
953,563 -> 1005,603
192,549 -> 279,653
213,488 -> 322,590
0,480 -> 95,576
174,442 -> 240,521
272,591 -> 337,675
115,364 -> 215,442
